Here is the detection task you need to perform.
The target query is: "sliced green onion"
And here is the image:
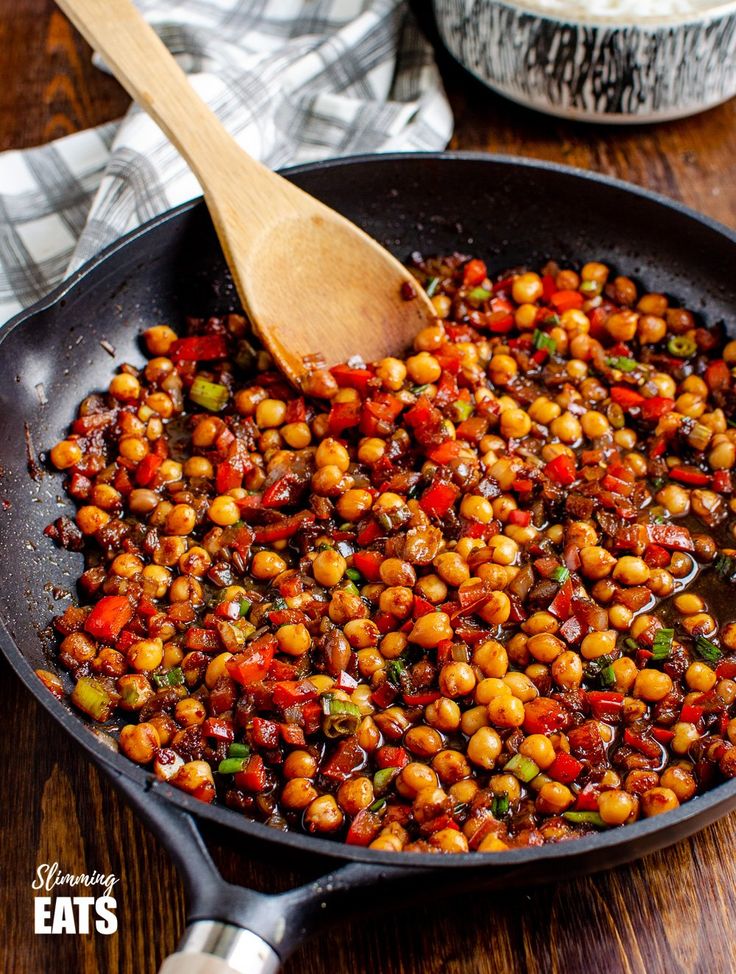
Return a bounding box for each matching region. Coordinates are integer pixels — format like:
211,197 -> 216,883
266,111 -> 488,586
425,277 -> 440,297
542,313 -> 560,327
624,638 -> 639,651
504,753 -> 540,783
228,742 -> 250,758
585,653 -> 616,681
715,553 -> 736,581
694,635 -> 722,664
606,356 -> 638,372
563,811 -> 606,827
467,286 -> 491,303
322,694 -> 361,738
580,280 -> 601,295
190,376 -> 229,411
491,792 -> 509,818
271,597 -> 287,611
217,757 -> 248,775
453,399 -> 474,422
385,659 -> 407,689
551,566 -> 570,583
667,335 -> 697,358
528,772 -> 551,793
532,329 -> 557,354
651,628 -> 674,661
599,664 -> 616,687
152,666 -> 184,689
346,568 -> 362,583
368,798 -> 387,813
373,767 -> 400,794
71,676 -> 113,722
239,597 -> 252,618
342,580 -> 360,597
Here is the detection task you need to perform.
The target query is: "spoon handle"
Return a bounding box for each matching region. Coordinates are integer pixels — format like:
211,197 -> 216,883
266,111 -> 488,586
55,0 -> 297,225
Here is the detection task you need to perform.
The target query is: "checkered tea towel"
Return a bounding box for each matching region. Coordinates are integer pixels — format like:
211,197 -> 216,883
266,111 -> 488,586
0,0 -> 452,324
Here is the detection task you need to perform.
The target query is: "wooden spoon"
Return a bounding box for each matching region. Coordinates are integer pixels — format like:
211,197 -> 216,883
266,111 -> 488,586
55,0 -> 436,388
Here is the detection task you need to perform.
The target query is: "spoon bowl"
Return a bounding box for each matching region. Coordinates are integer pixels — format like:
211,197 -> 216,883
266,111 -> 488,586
55,0 -> 435,386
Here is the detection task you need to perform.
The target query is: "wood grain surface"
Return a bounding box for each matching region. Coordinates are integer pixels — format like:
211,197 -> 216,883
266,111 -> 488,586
2,3 -> 736,973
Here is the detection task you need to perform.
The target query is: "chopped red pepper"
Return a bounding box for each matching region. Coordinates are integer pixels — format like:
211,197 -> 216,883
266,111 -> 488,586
375,745 -> 409,769
426,441 -> 464,465
463,258 -> 487,287
680,703 -> 705,724
652,727 -> 675,745
346,808 -> 383,846
544,454 -> 577,486
547,750 -> 584,784
253,511 -> 315,544
170,334 -> 227,361
610,386 -> 645,409
322,737 -> 365,782
705,359 -> 731,392
262,474 -> 302,508
327,400 -> 362,437
640,396 -> 675,421
523,697 -> 569,734
541,275 -> 557,303
669,466 -> 711,487
135,453 -> 162,487
419,480 -> 459,518
351,550 -> 384,583
234,754 -> 266,792
202,717 -> 234,743
251,717 -> 280,749
330,364 -> 374,398
508,509 -> 531,527
623,728 -> 662,759
226,635 -> 277,686
549,578 -> 573,620
272,679 -> 319,709
714,470 -> 733,494
402,690 -> 442,707
216,460 -> 243,494
85,596 -> 133,642
587,690 -> 625,722
550,290 -> 584,313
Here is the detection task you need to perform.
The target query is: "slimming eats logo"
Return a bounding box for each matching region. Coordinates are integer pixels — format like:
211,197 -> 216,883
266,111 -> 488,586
33,862 -> 119,934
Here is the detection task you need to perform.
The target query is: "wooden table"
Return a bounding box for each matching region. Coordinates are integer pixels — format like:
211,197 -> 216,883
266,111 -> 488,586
2,3 -> 736,972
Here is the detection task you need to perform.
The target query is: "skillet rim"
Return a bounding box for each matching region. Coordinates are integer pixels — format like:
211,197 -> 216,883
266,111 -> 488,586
2,149 -> 736,871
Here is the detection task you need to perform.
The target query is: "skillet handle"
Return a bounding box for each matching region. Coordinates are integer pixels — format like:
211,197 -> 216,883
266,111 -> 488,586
158,921 -> 280,974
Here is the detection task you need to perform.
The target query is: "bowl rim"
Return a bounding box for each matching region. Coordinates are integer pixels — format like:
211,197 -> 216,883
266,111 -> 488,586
436,0 -> 736,30
3,149 -> 736,871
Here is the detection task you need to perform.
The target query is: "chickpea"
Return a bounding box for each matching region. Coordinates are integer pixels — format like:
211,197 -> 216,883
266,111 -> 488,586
50,438 -> 83,470
580,629 -> 617,660
405,726 -> 444,758
251,550 -> 287,580
487,693 -> 525,728
475,678 -> 511,704
337,777 -> 374,815
431,829 -> 469,854
685,661 -> 717,693
580,410 -> 610,438
598,789 -> 635,825
281,422 -> 312,449
466,726 -> 502,769
376,356 -> 407,390
500,408 -> 532,439
439,661 -> 476,698
414,574 -> 448,604
488,354 -> 517,386
659,766 -> 697,803
336,489 -> 373,522
488,535 -> 518,565
283,750 -> 318,780
396,763 -> 438,800
434,552 -> 470,587
536,781 -> 574,814
580,546 -> 616,580
409,612 -> 453,648
255,398 -> 287,429
613,556 -> 650,586
119,722 -> 160,764
527,633 -> 565,664
379,558 -> 416,587
634,669 -> 673,702
520,734 -> 556,770
315,437 -> 350,472
282,779 -> 319,811
208,495 -> 240,526
175,697 -> 206,727
606,310 -> 638,341
503,671 -> 538,701
425,697 -> 462,732
460,494 -> 494,523
76,505 -> 110,535
473,640 -> 509,678
551,651 -> 583,689
550,412 -> 582,444
432,750 -> 471,784
512,272 -> 543,304
127,638 -> 164,673
640,787 -> 679,818
478,592 -> 511,626
312,549 -> 347,588
406,351 -> 442,384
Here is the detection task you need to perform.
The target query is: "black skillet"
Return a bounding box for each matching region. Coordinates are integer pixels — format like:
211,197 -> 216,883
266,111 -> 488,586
2,153 -> 736,974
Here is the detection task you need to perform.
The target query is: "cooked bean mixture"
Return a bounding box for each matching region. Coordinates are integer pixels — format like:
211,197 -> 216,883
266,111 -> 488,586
40,255 -> 736,853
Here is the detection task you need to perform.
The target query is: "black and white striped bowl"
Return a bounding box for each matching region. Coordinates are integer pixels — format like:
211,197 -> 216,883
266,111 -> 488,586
433,0 -> 736,122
